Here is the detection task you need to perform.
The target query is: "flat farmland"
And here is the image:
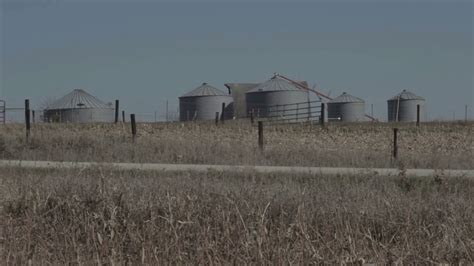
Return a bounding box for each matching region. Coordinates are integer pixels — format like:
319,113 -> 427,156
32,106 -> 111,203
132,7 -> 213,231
1,167 -> 473,264
0,121 -> 473,264
0,121 -> 472,169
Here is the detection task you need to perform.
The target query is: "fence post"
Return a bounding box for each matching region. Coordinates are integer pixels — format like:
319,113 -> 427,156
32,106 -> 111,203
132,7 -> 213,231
166,100 -> 169,122
115,100 -> 119,124
130,114 -> 136,141
122,110 -> 125,123
296,103 -> 299,122
320,103 -> 325,126
215,112 -> 219,126
258,121 -> 264,150
393,128 -> 398,159
416,104 -> 420,127
465,105 -> 468,123
32,110 -> 35,124
25,99 -> 30,140
221,102 -> 225,124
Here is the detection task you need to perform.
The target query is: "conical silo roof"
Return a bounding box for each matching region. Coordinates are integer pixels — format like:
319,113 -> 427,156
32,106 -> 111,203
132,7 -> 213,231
180,83 -> 228,98
389,89 -> 424,101
46,89 -> 112,110
329,92 -> 364,103
247,76 -> 303,93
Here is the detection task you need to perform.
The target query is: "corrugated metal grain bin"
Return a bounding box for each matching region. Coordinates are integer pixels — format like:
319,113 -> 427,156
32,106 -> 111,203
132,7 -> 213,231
224,83 -> 260,119
328,92 -> 366,122
179,83 -> 234,121
245,76 -> 309,119
387,89 -> 425,122
43,89 -> 114,123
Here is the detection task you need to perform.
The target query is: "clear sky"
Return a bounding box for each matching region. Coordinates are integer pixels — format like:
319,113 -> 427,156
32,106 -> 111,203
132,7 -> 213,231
1,0 -> 473,121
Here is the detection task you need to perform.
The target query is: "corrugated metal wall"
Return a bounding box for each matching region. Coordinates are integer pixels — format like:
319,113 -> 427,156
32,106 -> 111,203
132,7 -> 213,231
179,95 -> 234,121
44,108 -> 114,123
387,99 -> 425,122
246,90 -> 309,118
328,102 -> 366,122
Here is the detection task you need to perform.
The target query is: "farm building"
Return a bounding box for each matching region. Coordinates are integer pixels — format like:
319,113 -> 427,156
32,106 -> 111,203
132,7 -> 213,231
328,92 -> 366,122
43,89 -> 114,123
387,89 -> 425,122
224,83 -> 260,119
245,75 -> 310,120
226,80 -> 309,119
179,83 -> 234,121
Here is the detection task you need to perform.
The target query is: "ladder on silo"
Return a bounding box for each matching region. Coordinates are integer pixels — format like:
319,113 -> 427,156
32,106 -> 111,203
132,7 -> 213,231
0,100 -> 5,124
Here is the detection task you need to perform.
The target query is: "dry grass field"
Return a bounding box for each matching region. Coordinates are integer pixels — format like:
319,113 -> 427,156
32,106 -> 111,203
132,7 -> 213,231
0,121 -> 473,264
1,166 -> 473,264
0,121 -> 472,169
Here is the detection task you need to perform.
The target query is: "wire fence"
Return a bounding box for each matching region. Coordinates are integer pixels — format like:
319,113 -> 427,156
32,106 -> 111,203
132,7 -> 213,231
132,111 -> 180,123
0,108 -> 180,124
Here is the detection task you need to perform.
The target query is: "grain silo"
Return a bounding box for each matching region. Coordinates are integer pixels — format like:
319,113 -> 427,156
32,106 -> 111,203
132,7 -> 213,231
245,75 -> 309,119
387,89 -> 425,122
43,89 -> 114,123
328,92 -> 366,122
179,83 -> 234,121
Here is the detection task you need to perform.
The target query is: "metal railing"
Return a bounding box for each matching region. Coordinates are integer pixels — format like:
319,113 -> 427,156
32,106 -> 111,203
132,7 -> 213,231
251,100 -> 322,124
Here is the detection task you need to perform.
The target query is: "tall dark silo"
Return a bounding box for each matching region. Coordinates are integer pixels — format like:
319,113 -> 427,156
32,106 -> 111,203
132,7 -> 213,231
245,75 -> 309,120
179,83 -> 234,121
387,89 -> 425,122
43,89 -> 114,123
328,92 -> 366,122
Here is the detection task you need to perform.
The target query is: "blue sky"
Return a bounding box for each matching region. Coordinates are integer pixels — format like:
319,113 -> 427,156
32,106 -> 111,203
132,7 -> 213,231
1,0 -> 472,121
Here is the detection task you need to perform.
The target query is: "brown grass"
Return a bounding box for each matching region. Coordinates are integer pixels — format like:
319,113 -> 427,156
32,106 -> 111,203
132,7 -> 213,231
1,121 -> 472,263
0,120 -> 472,169
1,166 -> 473,264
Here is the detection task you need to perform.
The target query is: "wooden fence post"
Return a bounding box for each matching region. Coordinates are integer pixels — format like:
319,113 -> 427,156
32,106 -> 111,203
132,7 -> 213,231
221,102 -> 225,124
320,103 -> 325,126
258,121 -> 264,150
130,114 -> 136,141
122,110 -> 125,123
416,104 -> 420,127
25,99 -> 30,140
393,128 -> 398,159
32,110 -> 35,124
465,105 -> 468,123
115,100 -> 119,124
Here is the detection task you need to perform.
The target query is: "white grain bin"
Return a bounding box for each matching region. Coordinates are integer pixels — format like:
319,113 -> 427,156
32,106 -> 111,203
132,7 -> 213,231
245,75 -> 309,120
179,83 -> 234,121
328,92 -> 366,122
43,89 -> 114,123
387,89 -> 425,122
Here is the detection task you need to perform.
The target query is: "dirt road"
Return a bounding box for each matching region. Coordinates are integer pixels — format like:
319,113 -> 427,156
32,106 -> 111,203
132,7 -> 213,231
1,160 -> 473,178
